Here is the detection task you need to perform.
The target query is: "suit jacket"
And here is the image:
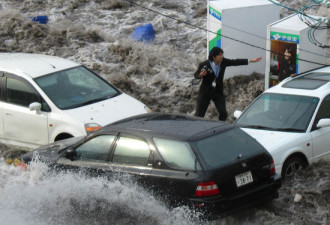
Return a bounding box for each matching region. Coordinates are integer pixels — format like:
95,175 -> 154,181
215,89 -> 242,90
194,58 -> 248,95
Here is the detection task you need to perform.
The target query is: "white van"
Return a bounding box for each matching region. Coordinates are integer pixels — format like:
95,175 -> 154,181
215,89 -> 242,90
234,66 -> 330,177
0,53 -> 151,149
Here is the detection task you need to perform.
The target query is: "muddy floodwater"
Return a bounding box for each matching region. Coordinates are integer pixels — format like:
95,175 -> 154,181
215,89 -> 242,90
0,154 -> 329,225
0,0 -> 329,224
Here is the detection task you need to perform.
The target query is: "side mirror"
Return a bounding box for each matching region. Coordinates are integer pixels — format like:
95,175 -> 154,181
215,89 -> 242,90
64,148 -> 76,161
316,118 -> 330,129
233,110 -> 243,119
29,102 -> 42,112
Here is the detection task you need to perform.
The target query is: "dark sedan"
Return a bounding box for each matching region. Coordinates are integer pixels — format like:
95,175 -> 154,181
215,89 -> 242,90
20,113 -> 281,213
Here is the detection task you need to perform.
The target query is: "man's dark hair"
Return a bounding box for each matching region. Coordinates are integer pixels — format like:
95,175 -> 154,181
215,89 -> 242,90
208,47 -> 224,61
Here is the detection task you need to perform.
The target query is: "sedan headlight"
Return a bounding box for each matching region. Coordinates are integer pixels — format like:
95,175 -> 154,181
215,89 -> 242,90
144,105 -> 152,113
85,123 -> 102,133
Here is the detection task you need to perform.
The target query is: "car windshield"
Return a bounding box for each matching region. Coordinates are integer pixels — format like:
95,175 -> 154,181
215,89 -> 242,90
235,93 -> 319,132
34,66 -> 119,110
191,127 -> 265,170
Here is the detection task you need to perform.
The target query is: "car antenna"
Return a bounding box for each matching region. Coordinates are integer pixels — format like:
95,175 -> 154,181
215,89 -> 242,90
36,56 -> 56,69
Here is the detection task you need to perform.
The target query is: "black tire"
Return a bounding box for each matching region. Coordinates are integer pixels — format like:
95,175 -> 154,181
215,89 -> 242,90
281,156 -> 307,178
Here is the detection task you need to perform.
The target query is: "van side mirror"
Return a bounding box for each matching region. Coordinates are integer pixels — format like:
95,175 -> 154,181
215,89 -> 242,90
316,118 -> 330,129
234,110 -> 243,119
29,102 -> 42,112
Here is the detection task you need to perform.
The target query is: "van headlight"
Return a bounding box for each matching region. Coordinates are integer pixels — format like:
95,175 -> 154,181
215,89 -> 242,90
85,123 -> 102,134
144,105 -> 152,113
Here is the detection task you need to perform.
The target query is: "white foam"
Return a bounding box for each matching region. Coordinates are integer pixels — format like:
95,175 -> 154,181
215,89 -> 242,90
0,157 -> 203,225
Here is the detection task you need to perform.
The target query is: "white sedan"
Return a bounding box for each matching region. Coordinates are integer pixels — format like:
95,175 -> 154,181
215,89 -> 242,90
0,53 -> 151,150
234,66 -> 330,177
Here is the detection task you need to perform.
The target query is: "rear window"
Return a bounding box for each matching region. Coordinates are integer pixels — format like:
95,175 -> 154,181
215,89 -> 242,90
153,138 -> 201,171
191,127 -> 265,169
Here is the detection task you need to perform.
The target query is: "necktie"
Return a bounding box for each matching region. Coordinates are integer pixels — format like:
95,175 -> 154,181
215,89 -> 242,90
215,65 -> 219,78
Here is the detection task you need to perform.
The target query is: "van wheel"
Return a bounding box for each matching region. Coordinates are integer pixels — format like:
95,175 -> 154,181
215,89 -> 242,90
55,133 -> 73,142
281,156 -> 306,178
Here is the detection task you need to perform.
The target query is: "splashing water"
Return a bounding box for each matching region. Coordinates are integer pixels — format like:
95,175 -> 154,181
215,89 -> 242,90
0,158 -> 204,225
1,157 -> 329,225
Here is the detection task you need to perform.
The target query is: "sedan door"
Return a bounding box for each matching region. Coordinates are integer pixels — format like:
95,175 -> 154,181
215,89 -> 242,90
108,135 -> 153,186
149,138 -> 203,204
310,95 -> 330,162
56,134 -> 117,176
57,134 -> 153,186
2,74 -> 49,148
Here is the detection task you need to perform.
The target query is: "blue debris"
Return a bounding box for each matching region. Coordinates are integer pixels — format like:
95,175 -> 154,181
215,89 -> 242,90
30,16 -> 49,24
132,23 -> 155,43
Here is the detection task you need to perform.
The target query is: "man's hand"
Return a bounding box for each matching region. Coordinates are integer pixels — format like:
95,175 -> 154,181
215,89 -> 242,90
249,57 -> 262,63
200,68 -> 207,77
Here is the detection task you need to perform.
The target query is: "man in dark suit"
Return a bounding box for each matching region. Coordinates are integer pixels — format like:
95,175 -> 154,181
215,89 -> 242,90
194,47 -> 262,121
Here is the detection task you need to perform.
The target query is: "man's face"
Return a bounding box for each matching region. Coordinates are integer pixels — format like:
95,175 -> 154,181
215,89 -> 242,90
213,53 -> 223,65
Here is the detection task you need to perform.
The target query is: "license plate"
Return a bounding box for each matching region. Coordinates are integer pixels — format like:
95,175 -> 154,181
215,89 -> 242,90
235,171 -> 253,187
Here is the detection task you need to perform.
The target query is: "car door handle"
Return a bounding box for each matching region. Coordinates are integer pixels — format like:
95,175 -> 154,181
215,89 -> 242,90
5,113 -> 13,116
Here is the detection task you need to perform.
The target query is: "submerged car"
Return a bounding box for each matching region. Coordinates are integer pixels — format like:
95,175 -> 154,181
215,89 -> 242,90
234,66 -> 330,177
0,53 -> 151,149
20,113 -> 281,213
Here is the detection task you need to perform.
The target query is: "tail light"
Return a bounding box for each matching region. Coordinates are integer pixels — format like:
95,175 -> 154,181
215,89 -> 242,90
195,181 -> 220,197
270,159 -> 276,175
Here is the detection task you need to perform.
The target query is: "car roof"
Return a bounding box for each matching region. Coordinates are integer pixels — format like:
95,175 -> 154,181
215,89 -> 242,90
101,113 -> 234,142
0,53 -> 79,78
266,66 -> 330,98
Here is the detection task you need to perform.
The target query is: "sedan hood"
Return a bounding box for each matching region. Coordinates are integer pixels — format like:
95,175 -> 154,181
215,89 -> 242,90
20,136 -> 84,163
63,93 -> 147,126
240,128 -> 303,152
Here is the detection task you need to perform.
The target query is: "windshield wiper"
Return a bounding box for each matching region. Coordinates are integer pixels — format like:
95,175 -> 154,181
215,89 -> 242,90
240,125 -> 304,132
71,97 -> 109,108
65,95 -> 116,109
239,125 -> 276,130
275,128 -> 304,132
84,97 -> 110,105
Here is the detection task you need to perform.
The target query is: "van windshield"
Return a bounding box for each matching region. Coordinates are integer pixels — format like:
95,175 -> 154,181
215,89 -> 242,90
191,127 -> 265,170
235,93 -> 319,132
34,66 -> 119,110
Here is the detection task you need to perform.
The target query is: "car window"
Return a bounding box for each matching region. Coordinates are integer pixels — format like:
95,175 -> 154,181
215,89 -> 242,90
34,66 -> 119,110
6,77 -> 40,107
112,137 -> 150,166
313,95 -> 330,130
66,67 -> 103,90
236,93 -> 319,132
0,73 -> 4,99
153,138 -> 199,170
191,127 -> 265,170
75,135 -> 115,162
